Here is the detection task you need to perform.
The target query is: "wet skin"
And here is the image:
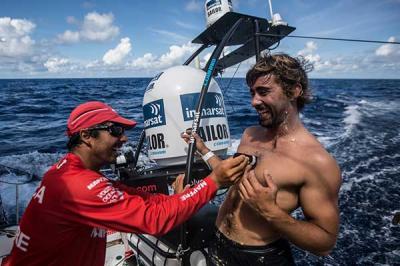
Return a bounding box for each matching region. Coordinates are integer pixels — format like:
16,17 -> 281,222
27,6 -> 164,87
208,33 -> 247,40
212,75 -> 341,255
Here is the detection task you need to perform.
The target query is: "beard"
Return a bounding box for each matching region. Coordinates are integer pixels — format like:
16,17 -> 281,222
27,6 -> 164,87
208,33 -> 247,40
256,104 -> 287,129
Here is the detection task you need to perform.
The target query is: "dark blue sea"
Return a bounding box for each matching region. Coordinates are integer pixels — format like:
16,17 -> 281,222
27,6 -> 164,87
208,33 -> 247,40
0,78 -> 399,265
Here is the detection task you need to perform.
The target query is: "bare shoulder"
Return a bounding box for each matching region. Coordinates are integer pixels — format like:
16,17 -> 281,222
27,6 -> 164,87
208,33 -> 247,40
241,126 -> 265,142
302,135 -> 342,194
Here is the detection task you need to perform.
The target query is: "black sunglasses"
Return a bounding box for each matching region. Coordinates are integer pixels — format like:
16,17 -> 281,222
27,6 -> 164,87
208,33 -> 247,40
89,124 -> 125,137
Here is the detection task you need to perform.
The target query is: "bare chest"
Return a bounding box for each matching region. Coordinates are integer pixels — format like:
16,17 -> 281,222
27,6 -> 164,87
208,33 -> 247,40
239,142 -> 306,193
216,144 -> 308,244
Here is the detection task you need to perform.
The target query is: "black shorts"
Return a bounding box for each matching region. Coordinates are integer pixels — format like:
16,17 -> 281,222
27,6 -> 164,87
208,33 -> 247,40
207,228 -> 295,266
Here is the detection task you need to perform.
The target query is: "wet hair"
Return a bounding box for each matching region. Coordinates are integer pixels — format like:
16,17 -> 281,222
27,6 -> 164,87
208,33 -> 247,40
246,53 -> 313,111
66,128 -> 100,151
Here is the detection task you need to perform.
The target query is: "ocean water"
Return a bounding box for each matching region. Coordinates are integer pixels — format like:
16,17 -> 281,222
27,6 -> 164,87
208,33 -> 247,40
0,78 -> 399,265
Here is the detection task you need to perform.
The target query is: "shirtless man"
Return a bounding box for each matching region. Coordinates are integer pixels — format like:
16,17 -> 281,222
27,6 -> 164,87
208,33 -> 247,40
182,53 -> 341,265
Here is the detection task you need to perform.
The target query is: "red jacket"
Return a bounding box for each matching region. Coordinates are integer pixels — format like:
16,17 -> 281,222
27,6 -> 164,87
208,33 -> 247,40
3,153 -> 217,266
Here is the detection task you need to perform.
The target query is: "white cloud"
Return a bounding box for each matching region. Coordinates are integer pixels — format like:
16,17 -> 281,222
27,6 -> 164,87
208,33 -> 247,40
127,42 -> 197,70
34,42 -> 196,76
85,59 -> 101,69
297,41 -> 322,68
17,62 -> 36,73
303,54 -> 321,65
158,43 -> 196,67
0,17 -> 36,57
103,37 -> 132,65
81,12 -> 119,41
0,17 -> 35,37
203,52 -> 211,62
298,41 -> 318,56
186,0 -> 203,12
375,37 -> 397,56
293,40 -> 398,78
296,41 -> 357,73
201,52 -> 212,68
57,30 -> 80,43
76,42 -> 206,75
44,57 -> 70,73
57,12 -> 119,43
128,53 -> 157,69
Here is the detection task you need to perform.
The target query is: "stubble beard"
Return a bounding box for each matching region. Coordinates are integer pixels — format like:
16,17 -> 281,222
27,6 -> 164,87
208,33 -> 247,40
257,105 -> 286,129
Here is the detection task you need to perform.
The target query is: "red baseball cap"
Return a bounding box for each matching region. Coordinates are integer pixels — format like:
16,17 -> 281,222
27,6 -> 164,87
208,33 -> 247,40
67,101 -> 137,137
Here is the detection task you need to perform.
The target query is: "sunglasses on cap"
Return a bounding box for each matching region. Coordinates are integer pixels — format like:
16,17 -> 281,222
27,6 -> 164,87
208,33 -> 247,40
88,124 -> 125,137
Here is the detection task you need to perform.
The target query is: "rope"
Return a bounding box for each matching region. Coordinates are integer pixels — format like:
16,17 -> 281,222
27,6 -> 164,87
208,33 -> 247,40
258,33 -> 400,45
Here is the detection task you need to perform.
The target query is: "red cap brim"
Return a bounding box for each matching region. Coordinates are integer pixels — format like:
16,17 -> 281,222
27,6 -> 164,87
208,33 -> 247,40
109,116 -> 137,129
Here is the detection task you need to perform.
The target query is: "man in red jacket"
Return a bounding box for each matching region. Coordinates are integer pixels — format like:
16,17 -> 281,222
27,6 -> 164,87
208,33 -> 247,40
3,101 -> 248,266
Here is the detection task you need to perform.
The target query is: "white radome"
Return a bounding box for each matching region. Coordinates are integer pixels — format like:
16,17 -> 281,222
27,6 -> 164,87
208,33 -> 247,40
143,65 -> 231,166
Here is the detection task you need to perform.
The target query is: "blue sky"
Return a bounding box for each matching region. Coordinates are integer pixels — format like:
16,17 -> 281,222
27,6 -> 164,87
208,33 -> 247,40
0,0 -> 399,79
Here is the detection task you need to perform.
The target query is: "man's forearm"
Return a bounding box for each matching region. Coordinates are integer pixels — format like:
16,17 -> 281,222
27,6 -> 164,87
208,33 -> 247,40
198,148 -> 221,170
262,208 -> 337,256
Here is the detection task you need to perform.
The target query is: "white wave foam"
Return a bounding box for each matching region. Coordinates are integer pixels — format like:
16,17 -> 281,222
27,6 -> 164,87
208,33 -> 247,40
343,104 -> 361,133
359,99 -> 400,114
357,250 -> 400,265
341,98 -> 400,140
301,116 -> 323,126
354,99 -> 400,123
0,152 -> 59,219
323,102 -> 339,108
339,174 -> 376,193
341,162 -> 400,192
316,136 -> 337,149
0,151 -> 62,177
0,151 -> 62,223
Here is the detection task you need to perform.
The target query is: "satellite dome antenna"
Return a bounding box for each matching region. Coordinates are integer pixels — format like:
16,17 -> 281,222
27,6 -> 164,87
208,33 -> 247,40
268,0 -> 288,26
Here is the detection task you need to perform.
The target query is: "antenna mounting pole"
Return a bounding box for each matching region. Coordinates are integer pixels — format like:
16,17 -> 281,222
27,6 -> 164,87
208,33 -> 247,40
268,0 -> 274,21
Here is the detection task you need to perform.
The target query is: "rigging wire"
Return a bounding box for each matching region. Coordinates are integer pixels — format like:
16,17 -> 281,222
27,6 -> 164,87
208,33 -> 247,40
258,33 -> 400,45
221,61 -> 242,114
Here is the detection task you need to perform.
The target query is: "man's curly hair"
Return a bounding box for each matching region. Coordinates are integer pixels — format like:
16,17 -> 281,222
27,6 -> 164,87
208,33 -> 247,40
246,53 -> 313,111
